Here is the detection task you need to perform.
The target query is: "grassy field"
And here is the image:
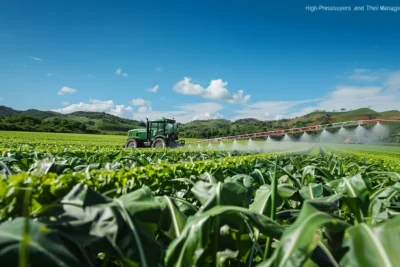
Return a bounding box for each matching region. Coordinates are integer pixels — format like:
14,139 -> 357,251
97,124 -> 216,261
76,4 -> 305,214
0,131 -> 202,147
1,130 -> 399,153
328,143 -> 400,156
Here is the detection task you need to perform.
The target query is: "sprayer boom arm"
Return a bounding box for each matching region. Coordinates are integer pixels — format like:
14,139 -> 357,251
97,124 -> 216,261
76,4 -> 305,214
189,119 -> 400,144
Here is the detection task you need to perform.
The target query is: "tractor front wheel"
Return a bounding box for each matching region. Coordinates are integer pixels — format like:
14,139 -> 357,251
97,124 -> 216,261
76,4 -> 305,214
152,138 -> 166,148
126,139 -> 138,149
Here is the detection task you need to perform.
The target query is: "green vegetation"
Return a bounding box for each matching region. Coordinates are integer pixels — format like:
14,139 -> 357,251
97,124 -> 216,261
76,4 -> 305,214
0,131 -> 400,266
1,105 -> 399,137
0,106 -> 145,134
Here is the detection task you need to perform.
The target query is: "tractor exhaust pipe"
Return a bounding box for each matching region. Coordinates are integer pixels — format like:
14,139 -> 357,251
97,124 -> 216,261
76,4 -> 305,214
146,118 -> 149,140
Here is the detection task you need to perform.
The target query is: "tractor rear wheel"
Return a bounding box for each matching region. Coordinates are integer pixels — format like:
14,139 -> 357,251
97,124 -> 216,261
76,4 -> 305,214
152,138 -> 166,148
126,139 -> 138,149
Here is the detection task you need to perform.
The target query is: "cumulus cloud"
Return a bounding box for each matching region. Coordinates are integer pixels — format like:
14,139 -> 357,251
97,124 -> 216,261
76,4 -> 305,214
116,68 -> 128,77
288,84 -> 399,118
173,77 -> 250,103
234,69 -> 399,121
192,112 -> 223,120
29,56 -> 43,61
232,100 -> 317,121
58,86 -> 77,95
131,98 -> 152,113
53,99 -> 133,118
148,85 -> 159,93
132,102 -> 224,123
54,99 -> 114,113
131,98 -> 150,106
62,101 -> 69,106
138,106 -> 152,113
315,85 -> 398,111
110,105 -> 133,117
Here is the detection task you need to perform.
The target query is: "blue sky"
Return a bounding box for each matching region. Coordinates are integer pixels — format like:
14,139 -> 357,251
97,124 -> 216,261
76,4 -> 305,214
1,0 -> 399,122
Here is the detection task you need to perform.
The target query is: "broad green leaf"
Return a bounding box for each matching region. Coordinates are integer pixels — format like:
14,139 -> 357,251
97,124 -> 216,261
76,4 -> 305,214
156,196 -> 187,240
250,185 -> 282,216
277,184 -> 299,199
165,206 -> 284,267
327,174 -> 369,202
368,183 -> 400,224
259,202 -> 349,267
0,217 -> 90,267
340,216 -> 400,267
191,181 -> 251,212
299,183 -> 323,200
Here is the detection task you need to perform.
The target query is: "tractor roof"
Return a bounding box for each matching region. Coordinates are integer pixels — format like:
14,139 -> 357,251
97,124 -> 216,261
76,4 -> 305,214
151,117 -> 176,123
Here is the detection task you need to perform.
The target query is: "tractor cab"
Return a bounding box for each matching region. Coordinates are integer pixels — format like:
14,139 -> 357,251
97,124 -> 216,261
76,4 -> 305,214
125,117 -> 185,149
148,118 -> 177,140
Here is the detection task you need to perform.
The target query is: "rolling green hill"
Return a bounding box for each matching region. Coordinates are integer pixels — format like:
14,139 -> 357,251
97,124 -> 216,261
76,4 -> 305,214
179,108 -> 400,138
0,106 -> 145,135
0,105 -> 399,137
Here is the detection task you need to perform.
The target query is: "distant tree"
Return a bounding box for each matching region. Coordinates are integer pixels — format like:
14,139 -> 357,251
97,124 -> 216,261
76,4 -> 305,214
341,108 -> 346,111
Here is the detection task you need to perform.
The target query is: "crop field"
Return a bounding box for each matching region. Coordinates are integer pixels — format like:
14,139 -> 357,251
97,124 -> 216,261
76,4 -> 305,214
0,131 -> 400,267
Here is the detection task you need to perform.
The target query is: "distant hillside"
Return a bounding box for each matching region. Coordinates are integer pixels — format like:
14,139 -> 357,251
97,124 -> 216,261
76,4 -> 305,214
179,108 -> 400,138
0,105 -> 399,137
0,106 -> 144,134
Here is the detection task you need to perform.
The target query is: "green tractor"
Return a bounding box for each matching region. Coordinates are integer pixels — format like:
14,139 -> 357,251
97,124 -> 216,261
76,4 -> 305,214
125,117 -> 185,149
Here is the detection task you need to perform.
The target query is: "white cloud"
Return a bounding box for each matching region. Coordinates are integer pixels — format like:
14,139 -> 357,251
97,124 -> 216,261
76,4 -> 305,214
58,86 -> 77,95
347,68 -> 385,82
232,100 -> 316,121
132,102 -> 224,123
29,56 -> 43,61
192,112 -> 223,120
173,77 -> 250,103
53,99 -> 134,118
45,73 -> 52,77
131,98 -> 150,106
287,83 -> 399,118
54,99 -> 114,113
385,71 -> 400,91
148,85 -> 159,93
315,85 -> 399,112
138,106 -> 152,113
131,98 -> 152,113
331,86 -> 381,98
110,105 -> 133,117
62,101 -> 69,106
349,74 -> 380,82
116,68 -> 128,77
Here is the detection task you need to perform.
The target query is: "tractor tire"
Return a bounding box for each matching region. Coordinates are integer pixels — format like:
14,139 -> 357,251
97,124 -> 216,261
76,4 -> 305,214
152,138 -> 166,148
125,139 -> 138,149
